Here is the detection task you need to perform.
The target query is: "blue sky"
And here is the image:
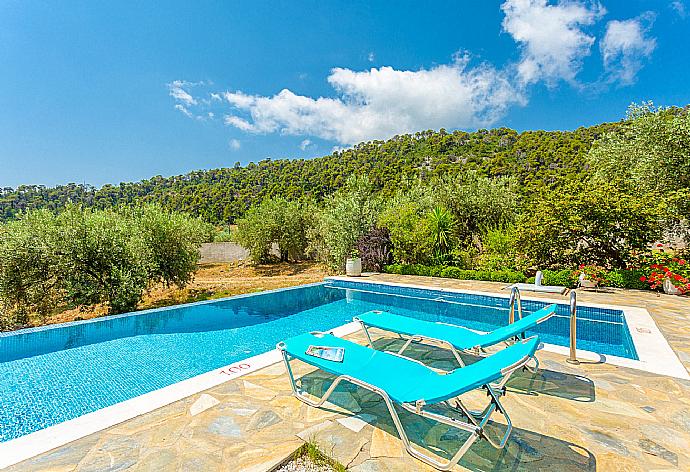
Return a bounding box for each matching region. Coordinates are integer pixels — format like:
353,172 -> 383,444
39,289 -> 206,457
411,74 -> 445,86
1,0 -> 688,188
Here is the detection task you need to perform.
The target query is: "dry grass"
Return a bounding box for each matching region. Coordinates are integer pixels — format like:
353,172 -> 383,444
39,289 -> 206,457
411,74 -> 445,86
39,261 -> 329,327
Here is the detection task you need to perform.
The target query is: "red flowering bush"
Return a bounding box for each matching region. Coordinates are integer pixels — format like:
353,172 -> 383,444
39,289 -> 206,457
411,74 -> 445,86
632,250 -> 690,294
573,264 -> 609,285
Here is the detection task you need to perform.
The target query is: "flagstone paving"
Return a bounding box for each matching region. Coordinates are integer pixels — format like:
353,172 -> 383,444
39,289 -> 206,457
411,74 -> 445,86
6,275 -> 690,471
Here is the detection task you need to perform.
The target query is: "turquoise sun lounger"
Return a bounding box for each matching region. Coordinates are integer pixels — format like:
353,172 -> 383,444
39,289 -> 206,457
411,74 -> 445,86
354,304 -> 555,369
277,332 -> 539,470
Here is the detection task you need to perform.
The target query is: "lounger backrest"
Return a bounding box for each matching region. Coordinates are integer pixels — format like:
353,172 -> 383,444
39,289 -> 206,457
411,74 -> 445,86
476,304 -> 556,347
280,331 -> 540,405
409,336 -> 540,403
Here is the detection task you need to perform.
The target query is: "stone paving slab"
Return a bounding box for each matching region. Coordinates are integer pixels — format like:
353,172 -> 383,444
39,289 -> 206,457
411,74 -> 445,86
6,275 -> 690,471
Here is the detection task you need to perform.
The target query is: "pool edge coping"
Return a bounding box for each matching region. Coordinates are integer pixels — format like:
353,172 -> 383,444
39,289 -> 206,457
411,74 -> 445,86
0,321 -> 360,470
326,276 -> 690,380
2,277 -> 688,468
0,281 -> 329,339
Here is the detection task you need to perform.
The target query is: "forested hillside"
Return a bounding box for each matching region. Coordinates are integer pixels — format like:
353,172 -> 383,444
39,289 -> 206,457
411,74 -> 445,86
0,122 -> 621,224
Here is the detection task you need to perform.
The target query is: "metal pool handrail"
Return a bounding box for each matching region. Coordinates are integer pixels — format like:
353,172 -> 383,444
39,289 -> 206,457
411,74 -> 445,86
567,290 -> 579,364
508,287 -> 523,324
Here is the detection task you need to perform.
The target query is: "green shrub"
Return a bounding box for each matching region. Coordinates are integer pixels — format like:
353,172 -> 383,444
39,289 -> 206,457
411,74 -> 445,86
383,264 -> 525,283
383,264 -> 654,291
476,225 -> 523,271
447,247 -> 476,269
516,180 -> 663,269
383,264 -> 404,275
605,269 -> 648,290
541,270 -> 578,288
440,266 -> 463,278
379,199 -> 433,266
489,270 -> 526,283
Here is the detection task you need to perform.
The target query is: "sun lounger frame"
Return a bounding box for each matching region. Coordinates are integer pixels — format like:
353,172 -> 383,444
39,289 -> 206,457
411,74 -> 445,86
354,308 -> 553,371
276,332 -> 534,471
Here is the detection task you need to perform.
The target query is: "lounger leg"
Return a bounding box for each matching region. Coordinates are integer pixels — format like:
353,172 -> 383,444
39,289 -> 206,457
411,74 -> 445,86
280,349 -> 351,408
523,355 -> 540,373
397,335 -> 466,369
280,350 -> 481,471
453,380 -> 514,450
356,319 -> 375,347
378,393 -> 479,471
478,385 -> 513,449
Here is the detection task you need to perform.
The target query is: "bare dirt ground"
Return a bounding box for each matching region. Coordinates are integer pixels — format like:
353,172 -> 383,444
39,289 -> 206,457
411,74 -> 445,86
41,261 -> 329,327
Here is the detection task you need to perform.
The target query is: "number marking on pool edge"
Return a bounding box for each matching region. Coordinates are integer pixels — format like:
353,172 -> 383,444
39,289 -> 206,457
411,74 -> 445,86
219,363 -> 251,376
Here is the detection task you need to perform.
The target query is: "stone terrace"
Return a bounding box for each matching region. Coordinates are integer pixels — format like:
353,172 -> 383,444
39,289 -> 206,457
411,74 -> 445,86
8,275 -> 690,471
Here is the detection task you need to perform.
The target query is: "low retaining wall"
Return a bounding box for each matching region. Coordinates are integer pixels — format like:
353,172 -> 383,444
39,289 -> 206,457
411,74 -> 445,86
199,242 -> 250,263
199,242 -> 281,263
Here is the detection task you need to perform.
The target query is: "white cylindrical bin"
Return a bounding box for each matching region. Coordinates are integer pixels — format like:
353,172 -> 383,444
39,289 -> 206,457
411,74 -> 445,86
345,257 -> 362,276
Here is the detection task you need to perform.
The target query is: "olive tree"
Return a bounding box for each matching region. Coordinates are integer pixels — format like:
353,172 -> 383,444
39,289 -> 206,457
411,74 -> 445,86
234,197 -> 312,263
130,205 -> 207,286
308,176 -> 381,271
516,181 -> 664,268
434,172 -> 520,243
0,210 -> 61,328
53,206 -> 150,314
589,103 -> 690,240
0,205 -> 206,329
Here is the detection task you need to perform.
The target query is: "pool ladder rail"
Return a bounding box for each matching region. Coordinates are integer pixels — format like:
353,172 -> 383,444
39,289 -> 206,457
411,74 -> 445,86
508,286 -> 579,364
566,290 -> 579,364
508,286 -> 523,324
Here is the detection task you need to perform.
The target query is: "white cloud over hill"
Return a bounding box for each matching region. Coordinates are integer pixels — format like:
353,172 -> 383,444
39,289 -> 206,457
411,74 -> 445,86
601,15 -> 656,85
220,54 -> 523,144
501,0 -> 605,85
169,1 -> 659,145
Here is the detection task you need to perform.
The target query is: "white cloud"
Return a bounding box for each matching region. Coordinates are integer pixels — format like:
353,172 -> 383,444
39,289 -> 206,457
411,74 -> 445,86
174,104 -> 193,118
168,2 -> 658,144
228,139 -> 241,150
220,53 -> 524,145
168,80 -> 198,106
601,15 -> 656,85
671,1 -> 686,18
501,0 -> 605,85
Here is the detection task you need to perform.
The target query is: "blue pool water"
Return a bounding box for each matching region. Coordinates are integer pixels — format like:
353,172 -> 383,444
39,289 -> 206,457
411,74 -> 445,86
0,280 -> 636,442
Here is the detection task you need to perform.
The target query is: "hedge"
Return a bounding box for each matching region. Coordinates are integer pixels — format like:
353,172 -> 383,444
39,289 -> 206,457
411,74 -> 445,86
383,264 -> 650,290
526,270 -> 578,288
604,269 -> 649,290
384,264 -> 526,284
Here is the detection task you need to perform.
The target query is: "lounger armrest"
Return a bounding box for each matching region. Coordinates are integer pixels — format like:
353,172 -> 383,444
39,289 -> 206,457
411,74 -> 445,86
535,304 -> 558,324
499,336 -> 539,375
500,354 -> 530,375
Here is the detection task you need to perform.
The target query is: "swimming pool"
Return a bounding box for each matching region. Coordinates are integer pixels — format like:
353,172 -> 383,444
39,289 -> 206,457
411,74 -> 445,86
0,279 -> 638,443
